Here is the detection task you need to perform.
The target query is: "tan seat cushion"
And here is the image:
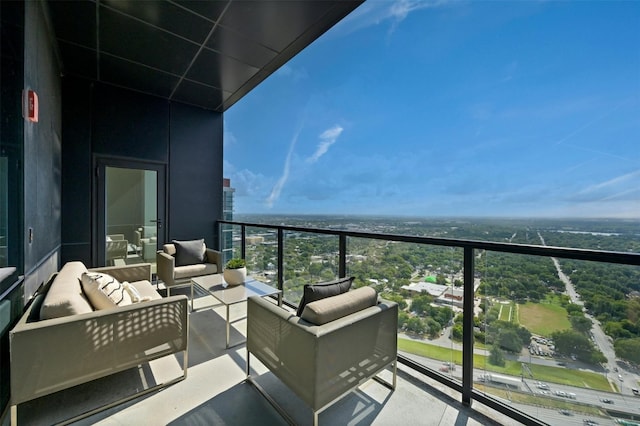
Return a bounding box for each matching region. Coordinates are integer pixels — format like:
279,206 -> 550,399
40,261 -> 93,320
174,263 -> 218,280
301,286 -> 378,325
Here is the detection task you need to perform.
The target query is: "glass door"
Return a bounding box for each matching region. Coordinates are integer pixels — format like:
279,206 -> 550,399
96,158 -> 166,269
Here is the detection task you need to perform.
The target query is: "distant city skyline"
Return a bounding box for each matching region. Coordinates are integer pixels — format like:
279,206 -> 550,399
224,1 -> 640,219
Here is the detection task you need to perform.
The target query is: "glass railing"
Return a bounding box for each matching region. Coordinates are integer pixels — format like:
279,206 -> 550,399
219,219 -> 640,426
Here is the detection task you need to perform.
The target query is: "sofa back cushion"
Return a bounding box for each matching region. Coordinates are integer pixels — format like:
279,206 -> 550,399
81,272 -> 133,310
296,276 -> 354,317
300,286 -> 378,325
172,239 -> 206,266
40,261 -> 93,320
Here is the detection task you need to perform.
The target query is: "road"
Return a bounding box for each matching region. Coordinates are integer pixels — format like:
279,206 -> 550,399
401,350 -> 632,425
538,232 -> 639,396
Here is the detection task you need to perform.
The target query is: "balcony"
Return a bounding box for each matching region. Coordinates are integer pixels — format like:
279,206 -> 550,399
6,220 -> 640,426
11,285 -> 514,426
217,219 -> 640,426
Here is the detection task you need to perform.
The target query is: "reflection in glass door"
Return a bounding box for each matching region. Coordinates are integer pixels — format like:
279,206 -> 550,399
97,159 -> 165,271
104,167 -> 158,267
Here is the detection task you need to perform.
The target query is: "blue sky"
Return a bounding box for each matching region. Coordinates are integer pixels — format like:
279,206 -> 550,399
224,0 -> 640,219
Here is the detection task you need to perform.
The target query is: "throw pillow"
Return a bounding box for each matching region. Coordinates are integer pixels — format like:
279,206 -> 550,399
81,272 -> 132,310
296,276 -> 354,317
301,286 -> 378,325
173,239 -> 206,266
123,282 -> 152,303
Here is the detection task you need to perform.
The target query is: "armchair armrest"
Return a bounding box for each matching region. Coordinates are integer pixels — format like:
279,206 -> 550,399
90,263 -> 152,283
205,248 -> 222,269
156,250 -> 176,286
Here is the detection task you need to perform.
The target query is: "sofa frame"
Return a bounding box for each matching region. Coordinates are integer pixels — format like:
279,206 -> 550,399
9,263 -> 189,425
246,294 -> 398,426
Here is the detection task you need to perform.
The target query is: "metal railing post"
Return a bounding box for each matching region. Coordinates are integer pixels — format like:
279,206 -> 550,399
240,225 -> 246,259
277,228 -> 284,292
462,246 -> 475,406
339,234 -> 347,278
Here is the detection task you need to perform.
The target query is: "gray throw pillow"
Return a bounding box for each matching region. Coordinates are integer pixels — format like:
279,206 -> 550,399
173,239 -> 206,266
296,276 -> 354,317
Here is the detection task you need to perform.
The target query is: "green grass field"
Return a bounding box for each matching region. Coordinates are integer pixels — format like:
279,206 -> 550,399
517,300 -> 571,336
398,338 -> 611,391
498,302 -> 515,322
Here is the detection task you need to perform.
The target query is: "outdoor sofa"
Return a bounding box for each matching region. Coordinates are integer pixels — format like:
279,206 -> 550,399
9,261 -> 189,425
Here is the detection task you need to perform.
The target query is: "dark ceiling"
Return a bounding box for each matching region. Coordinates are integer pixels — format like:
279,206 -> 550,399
45,0 -> 362,112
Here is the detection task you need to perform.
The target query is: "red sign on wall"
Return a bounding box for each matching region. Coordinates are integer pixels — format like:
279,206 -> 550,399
22,89 -> 39,123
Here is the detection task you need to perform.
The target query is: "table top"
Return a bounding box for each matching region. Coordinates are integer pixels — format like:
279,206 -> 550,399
191,274 -> 280,305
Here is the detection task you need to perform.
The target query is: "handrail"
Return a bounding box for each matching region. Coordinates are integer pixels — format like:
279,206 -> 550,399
218,218 -> 640,426
219,219 -> 640,265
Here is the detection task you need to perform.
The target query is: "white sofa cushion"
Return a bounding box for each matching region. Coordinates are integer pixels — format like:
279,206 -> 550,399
40,261 -> 93,320
81,272 -> 132,310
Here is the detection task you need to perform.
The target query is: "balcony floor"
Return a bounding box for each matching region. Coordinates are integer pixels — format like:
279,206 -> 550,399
11,289 -> 515,426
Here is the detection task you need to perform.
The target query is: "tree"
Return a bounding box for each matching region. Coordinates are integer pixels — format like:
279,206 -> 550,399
569,315 -> 592,334
406,317 -> 427,335
383,293 -> 408,310
497,328 -> 524,353
489,346 -> 506,367
451,323 -> 463,340
426,318 -> 442,338
615,338 -> 640,364
551,329 -> 604,364
485,320 -> 531,352
398,311 -> 410,330
566,303 -> 583,316
410,294 -> 433,315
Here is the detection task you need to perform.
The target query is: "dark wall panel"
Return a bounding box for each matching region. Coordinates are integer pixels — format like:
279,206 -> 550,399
60,78 -> 92,265
62,81 -> 171,265
0,0 -> 24,270
92,85 -> 169,162
61,82 -> 222,265
23,1 -> 61,279
169,103 -> 222,249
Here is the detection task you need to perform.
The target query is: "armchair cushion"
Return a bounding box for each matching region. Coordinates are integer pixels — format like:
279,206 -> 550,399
173,239 -> 206,266
296,276 -> 354,316
301,286 -> 378,325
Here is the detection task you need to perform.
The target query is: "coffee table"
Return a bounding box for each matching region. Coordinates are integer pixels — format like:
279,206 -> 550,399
191,274 -> 282,348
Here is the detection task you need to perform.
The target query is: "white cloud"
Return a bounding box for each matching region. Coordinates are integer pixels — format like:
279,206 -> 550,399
567,170 -> 640,207
335,0 -> 450,37
306,125 -> 344,164
223,160 -> 265,197
275,64 -> 308,82
223,121 -> 237,148
579,169 -> 640,195
266,128 -> 302,208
